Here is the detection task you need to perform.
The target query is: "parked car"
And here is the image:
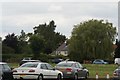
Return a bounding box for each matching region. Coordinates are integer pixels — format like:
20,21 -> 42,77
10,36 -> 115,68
114,58 -> 120,64
93,59 -> 108,64
52,58 -> 64,64
113,66 -> 120,80
55,60 -> 89,80
0,62 -> 14,80
19,58 -> 40,66
13,62 -> 63,80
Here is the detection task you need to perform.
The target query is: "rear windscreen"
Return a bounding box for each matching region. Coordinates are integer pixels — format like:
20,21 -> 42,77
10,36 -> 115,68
21,63 -> 38,68
57,63 -> 73,67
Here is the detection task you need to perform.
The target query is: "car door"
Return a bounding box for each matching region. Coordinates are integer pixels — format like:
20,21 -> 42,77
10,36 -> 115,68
40,64 -> 50,79
2,64 -> 13,79
76,63 -> 86,78
46,63 -> 58,79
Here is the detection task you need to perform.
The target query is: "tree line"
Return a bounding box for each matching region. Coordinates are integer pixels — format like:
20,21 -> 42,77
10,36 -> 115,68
2,20 -> 66,59
1,19 -> 119,62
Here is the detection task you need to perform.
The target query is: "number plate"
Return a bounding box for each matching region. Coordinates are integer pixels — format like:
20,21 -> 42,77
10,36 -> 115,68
20,74 -> 25,77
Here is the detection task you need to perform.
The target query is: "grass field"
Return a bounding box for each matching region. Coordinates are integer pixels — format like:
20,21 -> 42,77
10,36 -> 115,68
8,63 -> 118,78
83,64 -> 118,78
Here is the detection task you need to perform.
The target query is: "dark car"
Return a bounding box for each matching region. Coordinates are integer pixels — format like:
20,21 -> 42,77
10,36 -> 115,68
0,62 -> 14,80
19,58 -> 40,66
93,59 -> 108,64
55,60 -> 89,80
52,58 -> 64,64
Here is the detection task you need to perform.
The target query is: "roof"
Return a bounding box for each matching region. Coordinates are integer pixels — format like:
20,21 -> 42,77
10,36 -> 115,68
22,59 -> 40,62
0,62 -> 7,64
56,42 -> 68,51
22,61 -> 47,65
57,61 -> 77,64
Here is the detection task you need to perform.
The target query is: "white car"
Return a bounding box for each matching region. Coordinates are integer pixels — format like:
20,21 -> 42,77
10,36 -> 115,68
115,58 -> 120,64
13,62 -> 63,80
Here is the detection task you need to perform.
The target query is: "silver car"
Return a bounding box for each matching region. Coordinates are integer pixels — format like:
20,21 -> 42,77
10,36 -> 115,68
113,66 -> 120,80
55,61 -> 89,80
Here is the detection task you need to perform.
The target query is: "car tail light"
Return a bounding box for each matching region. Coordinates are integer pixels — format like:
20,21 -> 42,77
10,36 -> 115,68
29,69 -> 35,72
66,68 -> 72,72
12,70 -> 17,72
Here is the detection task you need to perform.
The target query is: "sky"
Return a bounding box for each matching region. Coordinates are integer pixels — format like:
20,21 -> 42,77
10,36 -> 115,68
0,0 -> 119,39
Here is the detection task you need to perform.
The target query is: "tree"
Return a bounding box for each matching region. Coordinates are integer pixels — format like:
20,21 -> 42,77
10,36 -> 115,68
69,19 -> 116,62
17,30 -> 30,54
2,44 -> 15,54
2,33 -> 19,53
114,41 -> 120,58
33,20 -> 66,54
29,35 -> 44,59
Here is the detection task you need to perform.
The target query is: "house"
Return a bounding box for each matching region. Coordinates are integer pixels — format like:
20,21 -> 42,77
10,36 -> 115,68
55,42 -> 68,56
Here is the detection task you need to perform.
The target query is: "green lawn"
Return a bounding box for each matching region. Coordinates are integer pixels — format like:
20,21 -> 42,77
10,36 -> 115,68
83,64 -> 118,78
9,63 -> 118,78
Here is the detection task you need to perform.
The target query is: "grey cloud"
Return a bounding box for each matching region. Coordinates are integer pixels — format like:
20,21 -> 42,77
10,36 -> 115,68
2,2 -> 118,38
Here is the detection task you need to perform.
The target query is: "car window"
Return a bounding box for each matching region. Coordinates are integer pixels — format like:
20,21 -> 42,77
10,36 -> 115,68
75,63 -> 80,68
21,63 -> 38,68
57,63 -> 73,67
95,60 -> 102,62
77,63 -> 83,68
46,64 -> 53,70
41,64 -> 48,69
0,64 -> 3,70
0,64 -> 11,71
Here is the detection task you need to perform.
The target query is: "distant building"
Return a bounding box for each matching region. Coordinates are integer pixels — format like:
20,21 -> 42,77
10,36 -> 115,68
55,42 -> 68,56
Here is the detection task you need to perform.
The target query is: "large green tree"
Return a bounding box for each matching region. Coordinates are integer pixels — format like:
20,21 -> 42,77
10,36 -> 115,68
33,20 -> 66,54
114,41 -> 120,58
29,35 -> 44,59
69,19 -> 116,62
2,33 -> 19,53
17,30 -> 31,54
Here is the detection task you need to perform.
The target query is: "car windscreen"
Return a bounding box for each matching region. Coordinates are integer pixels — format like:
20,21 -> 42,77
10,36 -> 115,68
0,64 -> 11,71
57,63 -> 73,67
21,63 -> 38,68
95,60 -> 103,62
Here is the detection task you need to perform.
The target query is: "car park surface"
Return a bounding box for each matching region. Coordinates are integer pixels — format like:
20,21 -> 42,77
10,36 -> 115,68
55,60 -> 89,80
13,62 -> 63,80
0,62 -> 14,80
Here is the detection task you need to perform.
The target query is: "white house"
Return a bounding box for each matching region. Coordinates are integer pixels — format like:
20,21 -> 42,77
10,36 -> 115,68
55,42 -> 68,56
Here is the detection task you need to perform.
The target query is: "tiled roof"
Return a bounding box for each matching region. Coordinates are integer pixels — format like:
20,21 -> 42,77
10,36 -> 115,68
56,42 -> 68,51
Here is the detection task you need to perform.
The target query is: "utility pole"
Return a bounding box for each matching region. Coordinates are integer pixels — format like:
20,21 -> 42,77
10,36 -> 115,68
118,1 -> 120,41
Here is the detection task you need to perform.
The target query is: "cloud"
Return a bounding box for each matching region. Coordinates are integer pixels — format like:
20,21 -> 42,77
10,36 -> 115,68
48,4 -> 62,12
1,0 -> 119,2
1,2 -> 118,38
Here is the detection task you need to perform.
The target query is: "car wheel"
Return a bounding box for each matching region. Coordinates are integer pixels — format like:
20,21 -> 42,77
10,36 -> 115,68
85,72 -> 89,79
38,75 -> 43,80
74,74 -> 78,80
57,74 -> 62,80
0,76 -> 2,80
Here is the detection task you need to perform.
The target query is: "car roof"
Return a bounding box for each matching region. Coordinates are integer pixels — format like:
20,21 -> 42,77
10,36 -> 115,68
58,61 -> 77,64
22,61 -> 47,65
22,59 -> 40,61
0,62 -> 7,64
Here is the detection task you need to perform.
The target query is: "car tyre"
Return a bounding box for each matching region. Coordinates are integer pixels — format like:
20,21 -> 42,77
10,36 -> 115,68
85,72 -> 89,79
38,75 -> 43,80
57,74 -> 62,80
74,74 -> 78,80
